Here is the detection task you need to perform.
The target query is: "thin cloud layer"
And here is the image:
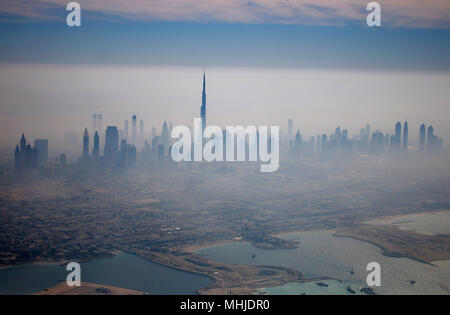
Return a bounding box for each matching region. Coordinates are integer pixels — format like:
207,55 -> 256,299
0,0 -> 449,29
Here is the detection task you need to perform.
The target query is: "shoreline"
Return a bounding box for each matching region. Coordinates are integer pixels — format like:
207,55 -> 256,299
0,251 -> 121,270
183,238 -> 245,253
2,210 -> 447,269
34,282 -> 145,295
363,209 -> 450,226
332,232 -> 437,267
2,209 -> 449,294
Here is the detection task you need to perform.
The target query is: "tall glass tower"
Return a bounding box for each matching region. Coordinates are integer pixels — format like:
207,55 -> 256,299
200,71 -> 206,132
83,128 -> 89,157
403,121 -> 408,151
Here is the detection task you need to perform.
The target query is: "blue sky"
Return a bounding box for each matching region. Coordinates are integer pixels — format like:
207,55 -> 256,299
1,21 -> 449,71
0,1 -> 449,70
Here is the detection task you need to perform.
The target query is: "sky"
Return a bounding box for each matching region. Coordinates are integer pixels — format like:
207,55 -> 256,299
0,1 -> 449,149
0,0 -> 449,69
1,1 -> 449,28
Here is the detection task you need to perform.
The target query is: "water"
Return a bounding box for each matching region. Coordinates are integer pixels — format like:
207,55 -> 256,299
366,210 -> 450,236
196,231 -> 450,295
257,280 -> 365,295
0,252 -> 212,295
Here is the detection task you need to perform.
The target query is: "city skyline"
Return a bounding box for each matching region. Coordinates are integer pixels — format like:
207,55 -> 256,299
12,114 -> 446,175
6,70 -> 448,169
1,66 -> 450,145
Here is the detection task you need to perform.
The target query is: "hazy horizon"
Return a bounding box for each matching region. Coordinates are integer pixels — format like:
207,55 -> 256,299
0,63 -> 448,152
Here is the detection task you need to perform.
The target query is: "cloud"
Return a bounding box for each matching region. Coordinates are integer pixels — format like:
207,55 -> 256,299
0,0 -> 449,29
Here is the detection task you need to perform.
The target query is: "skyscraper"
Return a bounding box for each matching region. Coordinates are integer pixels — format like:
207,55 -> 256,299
104,126 -> 119,161
93,131 -> 99,157
288,119 -> 293,142
20,134 -> 26,153
93,114 -> 98,132
295,130 -> 302,156
316,134 -> 321,153
200,70 -> 206,133
131,114 -> 137,145
427,125 -> 434,151
34,139 -> 48,166
124,120 -> 129,140
395,122 -> 402,141
335,126 -> 341,139
335,126 -> 341,149
391,121 -> 402,150
98,114 -> 103,135
419,124 -> 426,151
321,134 -> 328,153
158,144 -> 164,161
403,121 -> 408,151
119,139 -> 137,168
371,130 -> 385,154
161,121 -> 169,155
15,134 -> 30,171
14,145 -> 20,170
152,136 -> 159,159
342,129 -> 349,151
139,120 -> 144,148
83,128 -> 89,158
426,125 -> 443,152
59,154 -> 66,167
25,144 -> 32,169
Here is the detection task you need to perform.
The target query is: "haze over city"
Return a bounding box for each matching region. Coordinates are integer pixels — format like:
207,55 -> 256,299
1,1 -> 450,151
1,65 -> 449,149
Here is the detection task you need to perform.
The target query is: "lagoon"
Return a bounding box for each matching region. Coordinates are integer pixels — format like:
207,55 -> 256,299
196,231 -> 450,295
0,252 -> 212,295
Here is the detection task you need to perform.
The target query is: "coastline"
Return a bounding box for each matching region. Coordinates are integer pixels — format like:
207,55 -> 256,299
363,209 -> 450,226
332,232 -> 437,267
0,251 -> 121,270
34,282 -> 145,295
2,209 -> 450,295
183,238 -> 244,253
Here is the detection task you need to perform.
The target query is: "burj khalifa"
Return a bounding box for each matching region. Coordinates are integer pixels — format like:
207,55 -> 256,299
200,71 -> 206,133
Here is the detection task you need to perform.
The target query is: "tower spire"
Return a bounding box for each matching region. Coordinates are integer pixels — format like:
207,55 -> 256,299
203,67 -> 206,92
201,69 -> 206,132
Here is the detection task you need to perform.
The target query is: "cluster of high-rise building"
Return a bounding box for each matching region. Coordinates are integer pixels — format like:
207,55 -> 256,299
74,73 -> 209,171
14,135 -> 48,172
287,120 -> 444,158
121,114 -> 145,148
13,72 -> 445,175
79,115 -> 174,171
92,113 -> 103,136
72,72 -> 211,171
420,124 -> 444,152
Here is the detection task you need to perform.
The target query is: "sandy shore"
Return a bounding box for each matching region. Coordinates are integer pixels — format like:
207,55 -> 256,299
183,238 -> 245,253
34,282 -> 145,295
363,209 -> 450,225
